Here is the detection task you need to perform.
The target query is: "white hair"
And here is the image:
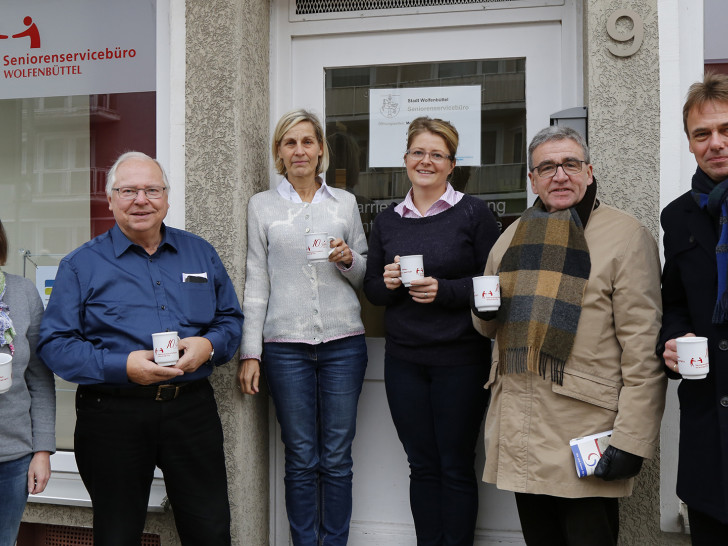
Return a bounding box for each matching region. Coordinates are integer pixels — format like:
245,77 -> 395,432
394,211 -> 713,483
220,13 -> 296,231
105,151 -> 169,197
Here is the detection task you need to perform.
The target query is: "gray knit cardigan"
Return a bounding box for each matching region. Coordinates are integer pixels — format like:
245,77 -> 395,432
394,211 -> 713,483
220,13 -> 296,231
241,187 -> 367,360
0,273 -> 56,462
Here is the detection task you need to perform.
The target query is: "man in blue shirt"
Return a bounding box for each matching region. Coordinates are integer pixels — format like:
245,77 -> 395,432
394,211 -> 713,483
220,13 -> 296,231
38,151 -> 244,545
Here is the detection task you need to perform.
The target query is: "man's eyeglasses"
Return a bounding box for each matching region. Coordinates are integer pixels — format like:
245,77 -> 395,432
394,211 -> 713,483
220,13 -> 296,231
406,149 -> 453,163
111,187 -> 167,200
532,160 -> 587,178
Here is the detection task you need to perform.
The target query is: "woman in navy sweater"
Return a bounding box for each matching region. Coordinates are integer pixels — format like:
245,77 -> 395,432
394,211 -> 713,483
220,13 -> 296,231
363,117 -> 500,545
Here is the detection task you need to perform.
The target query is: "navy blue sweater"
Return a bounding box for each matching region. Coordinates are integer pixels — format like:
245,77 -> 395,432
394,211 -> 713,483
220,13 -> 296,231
363,195 -> 500,366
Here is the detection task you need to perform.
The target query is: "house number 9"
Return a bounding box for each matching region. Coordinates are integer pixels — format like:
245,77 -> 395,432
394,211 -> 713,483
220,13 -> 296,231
606,9 -> 643,57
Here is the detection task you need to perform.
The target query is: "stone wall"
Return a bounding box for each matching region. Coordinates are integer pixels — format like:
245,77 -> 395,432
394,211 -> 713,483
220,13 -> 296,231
186,0 -> 271,544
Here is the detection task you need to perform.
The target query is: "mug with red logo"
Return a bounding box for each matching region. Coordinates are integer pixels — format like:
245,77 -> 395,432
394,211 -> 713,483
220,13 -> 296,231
0,353 -> 12,394
152,331 -> 180,366
399,255 -> 425,287
676,336 -> 709,379
306,233 -> 336,263
473,275 -> 500,311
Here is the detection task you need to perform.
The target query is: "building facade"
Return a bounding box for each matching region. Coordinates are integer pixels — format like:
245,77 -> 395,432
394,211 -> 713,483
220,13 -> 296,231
3,0 -> 706,543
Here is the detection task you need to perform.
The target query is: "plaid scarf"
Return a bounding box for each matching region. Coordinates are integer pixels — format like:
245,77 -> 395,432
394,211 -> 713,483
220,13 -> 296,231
496,183 -> 595,385
691,167 -> 728,323
0,272 -> 16,354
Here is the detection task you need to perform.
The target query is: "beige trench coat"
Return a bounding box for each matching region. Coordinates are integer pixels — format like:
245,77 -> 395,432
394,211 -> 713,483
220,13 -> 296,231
474,204 -> 667,498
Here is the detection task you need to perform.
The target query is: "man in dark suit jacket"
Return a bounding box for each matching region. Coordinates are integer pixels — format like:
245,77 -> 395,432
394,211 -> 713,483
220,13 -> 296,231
660,72 -> 728,543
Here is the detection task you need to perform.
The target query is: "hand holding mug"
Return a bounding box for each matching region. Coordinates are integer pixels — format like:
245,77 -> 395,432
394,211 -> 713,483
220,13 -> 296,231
408,277 -> 438,304
126,350 -> 183,385
664,333 -> 694,374
175,336 -> 214,373
383,255 -> 402,290
662,336 -> 686,373
328,237 -> 353,267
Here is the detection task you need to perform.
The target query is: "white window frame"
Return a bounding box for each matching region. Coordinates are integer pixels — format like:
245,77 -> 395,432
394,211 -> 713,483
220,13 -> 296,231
657,0 -> 705,534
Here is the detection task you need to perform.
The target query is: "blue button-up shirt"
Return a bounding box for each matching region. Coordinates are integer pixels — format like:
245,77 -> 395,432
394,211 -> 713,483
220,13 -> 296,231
38,224 -> 244,386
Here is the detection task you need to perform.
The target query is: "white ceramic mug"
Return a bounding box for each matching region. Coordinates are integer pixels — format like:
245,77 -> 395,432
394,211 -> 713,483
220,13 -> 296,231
152,331 -> 180,366
473,275 -> 500,311
676,336 -> 709,379
306,233 -> 336,263
399,255 -> 425,287
0,353 -> 12,394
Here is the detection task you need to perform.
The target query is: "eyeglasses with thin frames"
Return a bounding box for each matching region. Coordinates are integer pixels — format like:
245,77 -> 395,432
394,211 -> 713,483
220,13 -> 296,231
532,160 -> 587,178
406,149 -> 453,164
111,187 -> 167,200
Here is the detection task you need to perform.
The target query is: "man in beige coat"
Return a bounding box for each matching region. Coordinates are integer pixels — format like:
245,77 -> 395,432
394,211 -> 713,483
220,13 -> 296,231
473,126 -> 666,545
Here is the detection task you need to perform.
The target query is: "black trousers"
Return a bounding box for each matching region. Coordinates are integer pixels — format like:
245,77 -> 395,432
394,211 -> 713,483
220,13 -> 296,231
514,493 -> 619,546
385,354 -> 489,546
74,379 -> 231,546
688,506 -> 728,545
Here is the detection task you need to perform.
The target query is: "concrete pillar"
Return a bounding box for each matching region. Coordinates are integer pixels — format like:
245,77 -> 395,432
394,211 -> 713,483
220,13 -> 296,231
186,0 -> 270,544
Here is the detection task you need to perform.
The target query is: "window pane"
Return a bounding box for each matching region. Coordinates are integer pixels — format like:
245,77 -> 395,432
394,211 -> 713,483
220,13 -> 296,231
325,58 -> 526,234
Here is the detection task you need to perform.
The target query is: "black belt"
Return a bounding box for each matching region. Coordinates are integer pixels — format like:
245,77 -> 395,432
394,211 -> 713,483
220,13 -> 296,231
79,378 -> 208,402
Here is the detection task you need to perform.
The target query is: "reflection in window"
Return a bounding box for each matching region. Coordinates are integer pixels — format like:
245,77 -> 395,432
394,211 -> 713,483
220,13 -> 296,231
0,91 -> 156,450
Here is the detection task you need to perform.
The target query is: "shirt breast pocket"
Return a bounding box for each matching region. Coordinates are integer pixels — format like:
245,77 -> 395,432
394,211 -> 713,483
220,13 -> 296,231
180,281 -> 216,325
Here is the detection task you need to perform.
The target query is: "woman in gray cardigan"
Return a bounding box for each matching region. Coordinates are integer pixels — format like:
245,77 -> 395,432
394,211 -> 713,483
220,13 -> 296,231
238,109 -> 367,546
0,219 -> 56,546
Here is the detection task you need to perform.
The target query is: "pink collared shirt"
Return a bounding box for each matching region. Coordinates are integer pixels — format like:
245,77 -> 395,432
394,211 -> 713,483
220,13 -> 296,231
394,183 -> 464,218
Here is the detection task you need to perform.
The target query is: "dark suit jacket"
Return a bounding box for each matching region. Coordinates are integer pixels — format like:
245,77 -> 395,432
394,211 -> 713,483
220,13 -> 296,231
660,186 -> 728,524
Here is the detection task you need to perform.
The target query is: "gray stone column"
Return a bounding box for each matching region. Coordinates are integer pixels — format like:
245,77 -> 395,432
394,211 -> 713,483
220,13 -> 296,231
585,0 -> 661,236
584,2 -> 673,545
186,0 -> 270,545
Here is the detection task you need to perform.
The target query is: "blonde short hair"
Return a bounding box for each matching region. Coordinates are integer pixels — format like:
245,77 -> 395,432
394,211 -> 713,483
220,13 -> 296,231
272,109 -> 330,176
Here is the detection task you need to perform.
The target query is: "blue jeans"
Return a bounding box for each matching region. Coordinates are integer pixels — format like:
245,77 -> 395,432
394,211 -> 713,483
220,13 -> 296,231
264,335 -> 367,546
0,453 -> 31,546
385,354 -> 489,546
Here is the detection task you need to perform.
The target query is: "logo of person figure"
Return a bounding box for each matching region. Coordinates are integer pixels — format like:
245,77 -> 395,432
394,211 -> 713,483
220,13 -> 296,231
0,16 -> 41,48
690,357 -> 704,367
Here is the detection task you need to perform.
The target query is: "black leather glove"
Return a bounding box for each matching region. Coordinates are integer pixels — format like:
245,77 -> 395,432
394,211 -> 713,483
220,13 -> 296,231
594,445 -> 643,481
470,282 -> 498,321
